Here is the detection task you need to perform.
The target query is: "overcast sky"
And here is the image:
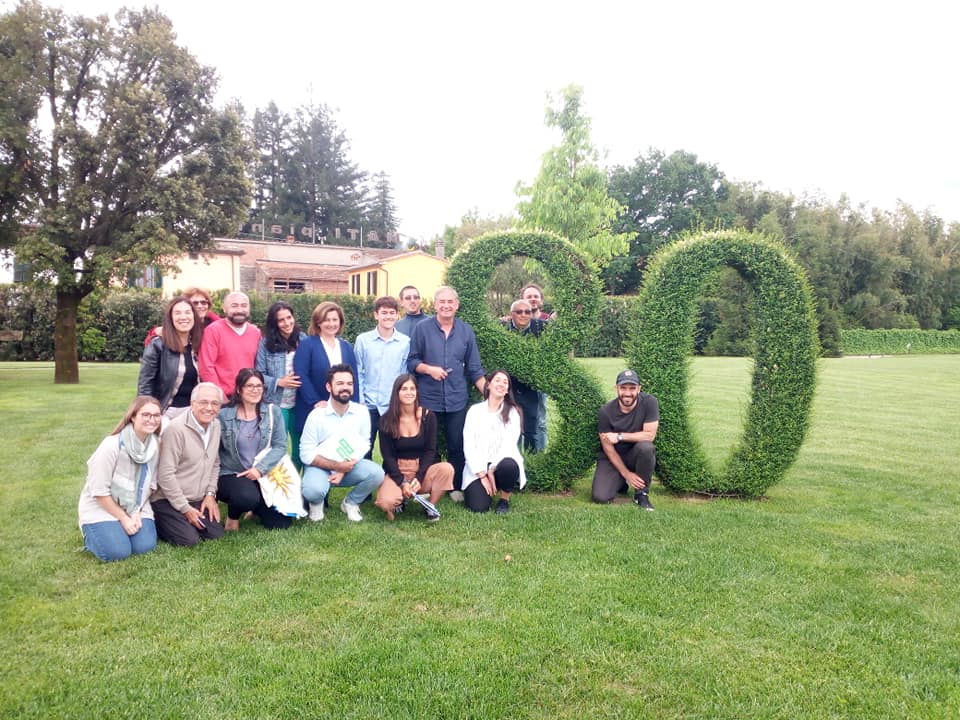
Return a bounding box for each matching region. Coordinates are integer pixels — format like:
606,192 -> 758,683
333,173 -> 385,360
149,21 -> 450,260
5,0 -> 959,250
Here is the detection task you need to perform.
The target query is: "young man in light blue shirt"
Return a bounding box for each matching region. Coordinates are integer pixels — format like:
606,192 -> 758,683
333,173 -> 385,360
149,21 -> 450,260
354,296 -> 410,458
299,364 -> 385,522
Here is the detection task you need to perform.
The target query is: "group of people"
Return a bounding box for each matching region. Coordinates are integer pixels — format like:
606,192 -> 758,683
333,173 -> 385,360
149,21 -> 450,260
78,283 -> 659,562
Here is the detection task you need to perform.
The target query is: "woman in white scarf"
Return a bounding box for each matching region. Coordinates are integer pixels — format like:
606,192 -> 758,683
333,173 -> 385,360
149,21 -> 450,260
461,369 -> 527,513
78,396 -> 162,561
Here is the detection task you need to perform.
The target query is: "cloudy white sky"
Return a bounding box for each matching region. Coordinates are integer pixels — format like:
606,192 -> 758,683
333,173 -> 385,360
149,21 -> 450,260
5,0 -> 960,247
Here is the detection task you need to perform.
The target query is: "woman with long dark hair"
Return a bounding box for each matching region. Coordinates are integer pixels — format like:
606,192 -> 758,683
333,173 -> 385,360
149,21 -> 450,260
461,369 -> 527,513
374,374 -> 454,521
255,301 -> 307,467
217,368 -> 292,531
78,396 -> 162,561
138,295 -> 203,419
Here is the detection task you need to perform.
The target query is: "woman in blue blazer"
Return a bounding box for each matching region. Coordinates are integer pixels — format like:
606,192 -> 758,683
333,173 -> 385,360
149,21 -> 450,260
293,301 -> 359,438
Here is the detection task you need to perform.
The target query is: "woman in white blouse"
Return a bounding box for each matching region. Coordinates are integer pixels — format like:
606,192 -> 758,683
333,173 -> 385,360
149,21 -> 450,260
461,369 -> 526,513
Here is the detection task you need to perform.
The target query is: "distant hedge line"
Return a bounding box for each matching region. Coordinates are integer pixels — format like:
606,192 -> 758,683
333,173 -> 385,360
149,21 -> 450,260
0,285 -> 380,362
840,328 -> 960,355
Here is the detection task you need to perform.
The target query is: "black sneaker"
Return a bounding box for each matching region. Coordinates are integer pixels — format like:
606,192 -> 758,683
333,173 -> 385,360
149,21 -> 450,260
495,499 -> 510,514
634,493 -> 655,511
425,508 -> 440,522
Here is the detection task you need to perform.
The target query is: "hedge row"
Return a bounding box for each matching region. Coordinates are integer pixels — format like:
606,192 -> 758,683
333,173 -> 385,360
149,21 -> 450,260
840,328 -> 960,355
0,285 -> 382,362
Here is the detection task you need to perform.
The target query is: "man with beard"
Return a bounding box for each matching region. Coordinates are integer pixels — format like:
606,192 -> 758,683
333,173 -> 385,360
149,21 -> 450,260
299,364 -> 385,522
198,291 -> 262,397
591,369 -> 659,510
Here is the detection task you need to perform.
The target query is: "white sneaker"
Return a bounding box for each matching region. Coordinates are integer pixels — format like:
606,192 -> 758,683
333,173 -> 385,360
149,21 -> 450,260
340,499 -> 363,522
308,502 -> 325,522
449,490 -> 465,503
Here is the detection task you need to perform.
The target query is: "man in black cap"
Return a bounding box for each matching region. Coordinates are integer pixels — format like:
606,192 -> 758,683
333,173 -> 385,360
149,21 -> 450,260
591,369 -> 659,510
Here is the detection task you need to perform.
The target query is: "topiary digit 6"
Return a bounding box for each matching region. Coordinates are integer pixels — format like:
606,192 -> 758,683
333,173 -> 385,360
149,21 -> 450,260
446,230 -> 606,491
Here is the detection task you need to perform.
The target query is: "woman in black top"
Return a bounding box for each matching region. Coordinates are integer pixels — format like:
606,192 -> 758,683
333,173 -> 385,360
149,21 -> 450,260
374,374 -> 454,521
137,296 -> 203,419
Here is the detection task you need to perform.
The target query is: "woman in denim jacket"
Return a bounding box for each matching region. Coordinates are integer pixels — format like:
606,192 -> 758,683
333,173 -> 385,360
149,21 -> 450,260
255,301 -> 307,469
217,368 -> 292,531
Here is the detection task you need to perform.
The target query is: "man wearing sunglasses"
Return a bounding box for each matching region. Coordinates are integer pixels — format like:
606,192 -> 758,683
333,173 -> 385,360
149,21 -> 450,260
500,299 -> 547,452
395,285 -> 432,339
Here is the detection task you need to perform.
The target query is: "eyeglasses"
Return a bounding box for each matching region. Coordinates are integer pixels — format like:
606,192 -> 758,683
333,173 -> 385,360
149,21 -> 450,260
513,309 -> 532,315
243,384 -> 264,391
194,400 -> 221,408
138,413 -> 162,421
404,295 -> 420,300
191,300 -> 209,307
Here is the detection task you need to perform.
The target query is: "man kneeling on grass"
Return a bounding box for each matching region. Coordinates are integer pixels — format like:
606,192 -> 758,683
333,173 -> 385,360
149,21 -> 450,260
299,364 -> 385,523
152,382 -> 226,545
591,369 -> 659,511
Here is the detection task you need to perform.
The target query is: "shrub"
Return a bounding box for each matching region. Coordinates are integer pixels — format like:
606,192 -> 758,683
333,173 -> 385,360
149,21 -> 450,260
630,230 -> 820,497
96,289 -> 165,361
0,284 -> 57,360
446,230 -> 606,491
840,328 -> 960,355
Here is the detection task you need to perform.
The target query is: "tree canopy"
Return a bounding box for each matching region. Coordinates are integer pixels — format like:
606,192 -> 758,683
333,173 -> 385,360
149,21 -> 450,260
0,1 -> 251,382
516,85 -> 629,267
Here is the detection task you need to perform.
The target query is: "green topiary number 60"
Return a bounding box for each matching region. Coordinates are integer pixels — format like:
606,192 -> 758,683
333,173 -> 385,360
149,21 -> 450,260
448,229 -> 819,498
446,231 -> 606,491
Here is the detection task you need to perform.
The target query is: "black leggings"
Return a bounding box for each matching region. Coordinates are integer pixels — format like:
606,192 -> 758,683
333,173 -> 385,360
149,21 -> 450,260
464,458 -> 520,513
217,473 -> 293,529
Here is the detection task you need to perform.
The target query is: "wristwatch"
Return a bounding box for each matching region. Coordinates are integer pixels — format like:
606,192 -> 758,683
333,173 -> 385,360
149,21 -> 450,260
617,433 -> 624,442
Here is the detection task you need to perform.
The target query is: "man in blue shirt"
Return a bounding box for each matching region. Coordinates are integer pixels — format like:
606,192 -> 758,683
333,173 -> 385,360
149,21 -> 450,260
299,364 -> 385,522
395,285 -> 432,338
408,286 -> 485,500
355,296 -> 410,459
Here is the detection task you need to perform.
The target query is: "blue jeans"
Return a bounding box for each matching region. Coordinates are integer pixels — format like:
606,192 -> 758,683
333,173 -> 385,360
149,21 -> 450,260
302,459 -> 384,505
534,392 -> 548,450
82,518 -> 157,562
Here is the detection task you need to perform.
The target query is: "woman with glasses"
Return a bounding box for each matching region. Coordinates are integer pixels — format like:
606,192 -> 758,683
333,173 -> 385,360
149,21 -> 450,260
293,301 -> 359,441
78,396 -> 163,561
255,301 -> 307,469
138,295 -> 204,419
143,287 -> 219,347
217,368 -> 293,531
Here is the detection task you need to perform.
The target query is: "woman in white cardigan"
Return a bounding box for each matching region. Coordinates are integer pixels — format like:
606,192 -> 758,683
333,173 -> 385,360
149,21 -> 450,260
461,369 -> 526,513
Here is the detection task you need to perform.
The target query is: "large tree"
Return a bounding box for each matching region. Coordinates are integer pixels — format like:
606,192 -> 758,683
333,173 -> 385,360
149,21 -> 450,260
0,2 -> 251,383
516,85 -> 628,266
604,148 -> 731,293
362,170 -> 399,247
284,103 -> 367,241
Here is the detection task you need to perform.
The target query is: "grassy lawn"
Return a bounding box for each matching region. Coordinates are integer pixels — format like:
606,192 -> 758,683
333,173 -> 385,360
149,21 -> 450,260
1,357 -> 958,719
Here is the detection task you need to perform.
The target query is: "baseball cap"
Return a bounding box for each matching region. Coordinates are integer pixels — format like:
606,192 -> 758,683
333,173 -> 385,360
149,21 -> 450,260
616,369 -> 640,386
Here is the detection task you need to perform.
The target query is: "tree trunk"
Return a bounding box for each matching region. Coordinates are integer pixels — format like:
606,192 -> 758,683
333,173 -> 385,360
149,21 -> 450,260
54,289 -> 81,384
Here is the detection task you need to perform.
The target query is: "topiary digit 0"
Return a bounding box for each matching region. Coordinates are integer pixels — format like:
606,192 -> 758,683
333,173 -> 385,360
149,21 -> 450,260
446,230 -> 606,491
630,230 -> 820,497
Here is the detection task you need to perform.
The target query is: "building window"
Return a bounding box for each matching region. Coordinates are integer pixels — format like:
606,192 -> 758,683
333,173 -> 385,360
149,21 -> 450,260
351,274 -> 360,294
128,266 -> 162,289
366,271 -> 377,295
273,280 -> 306,294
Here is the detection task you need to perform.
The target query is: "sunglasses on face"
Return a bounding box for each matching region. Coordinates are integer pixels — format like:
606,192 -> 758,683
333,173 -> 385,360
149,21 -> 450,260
513,309 -> 532,315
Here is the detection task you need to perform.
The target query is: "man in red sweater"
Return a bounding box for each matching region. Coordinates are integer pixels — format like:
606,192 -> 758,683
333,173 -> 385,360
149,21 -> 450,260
197,291 -> 261,397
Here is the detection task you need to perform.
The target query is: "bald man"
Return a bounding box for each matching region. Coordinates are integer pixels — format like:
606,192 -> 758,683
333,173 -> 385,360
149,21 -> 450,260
197,291 -> 262,397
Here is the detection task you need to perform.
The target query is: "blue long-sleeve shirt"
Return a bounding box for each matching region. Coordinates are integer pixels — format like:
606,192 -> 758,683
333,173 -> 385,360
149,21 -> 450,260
407,317 -> 484,413
355,328 -> 410,414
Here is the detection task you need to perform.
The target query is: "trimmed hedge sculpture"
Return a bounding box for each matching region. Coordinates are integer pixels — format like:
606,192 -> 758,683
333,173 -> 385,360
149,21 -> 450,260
630,230 -> 820,497
446,231 -> 606,491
